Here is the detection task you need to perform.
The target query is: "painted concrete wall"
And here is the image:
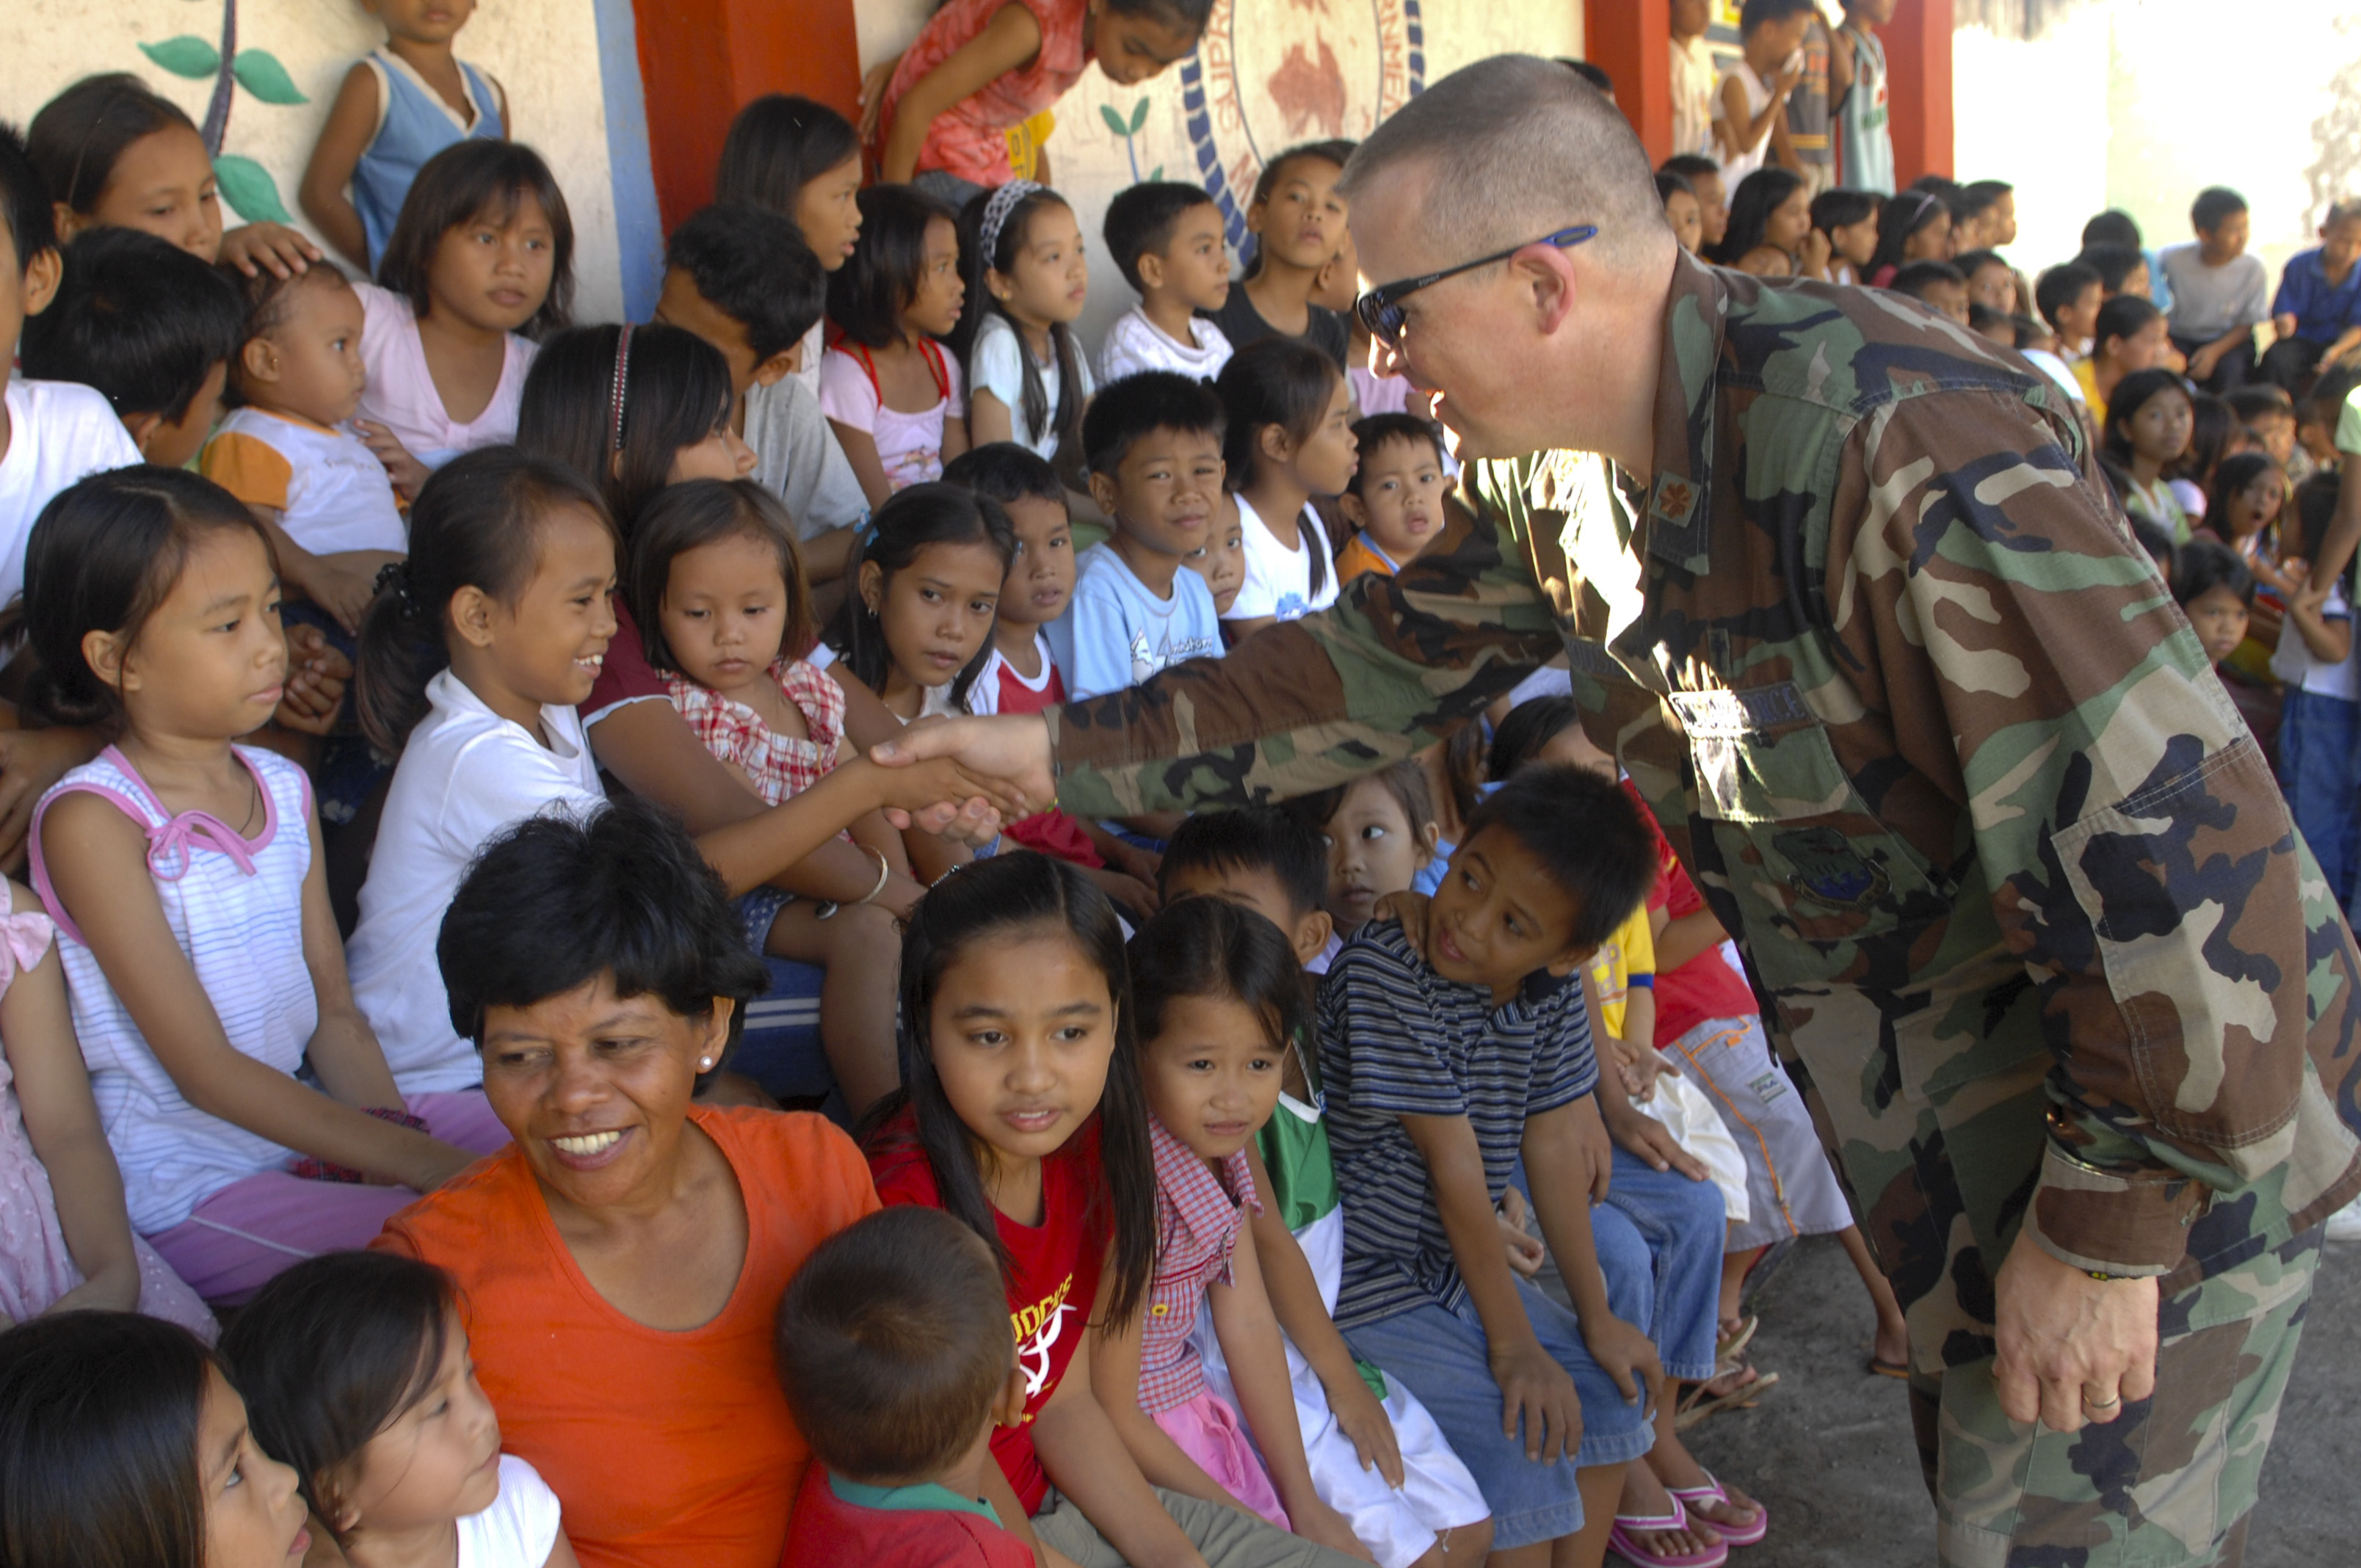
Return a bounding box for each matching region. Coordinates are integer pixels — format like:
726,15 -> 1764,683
0,0 -> 652,323
855,0 -> 1587,352
1956,0 -> 2356,291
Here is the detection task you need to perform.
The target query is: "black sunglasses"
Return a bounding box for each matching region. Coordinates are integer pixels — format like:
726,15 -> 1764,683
1353,225 -> 1599,348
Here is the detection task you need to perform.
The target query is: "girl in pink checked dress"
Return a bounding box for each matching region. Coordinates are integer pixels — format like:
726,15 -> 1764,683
0,878 -> 212,1335
625,477 -> 913,1112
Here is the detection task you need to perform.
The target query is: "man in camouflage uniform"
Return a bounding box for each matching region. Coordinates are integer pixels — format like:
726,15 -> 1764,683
888,56 -> 2361,1565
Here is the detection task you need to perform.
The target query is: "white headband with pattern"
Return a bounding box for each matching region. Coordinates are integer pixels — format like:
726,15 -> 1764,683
979,179 -> 1043,264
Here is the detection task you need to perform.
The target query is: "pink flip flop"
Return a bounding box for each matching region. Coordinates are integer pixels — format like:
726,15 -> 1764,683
1608,1498 -> 1730,1567
1668,1473 -> 1768,1548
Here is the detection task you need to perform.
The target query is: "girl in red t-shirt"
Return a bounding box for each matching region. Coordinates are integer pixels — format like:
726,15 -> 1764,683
866,852 -> 1366,1568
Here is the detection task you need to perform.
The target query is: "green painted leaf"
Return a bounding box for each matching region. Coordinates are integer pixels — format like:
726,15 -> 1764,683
1100,104 -> 1129,138
1147,164 -> 1164,181
1129,97 -> 1150,134
213,155 -> 290,223
139,35 -> 222,80
233,50 -> 308,106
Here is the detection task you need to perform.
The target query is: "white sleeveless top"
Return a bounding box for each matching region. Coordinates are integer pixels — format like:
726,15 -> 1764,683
30,747 -> 318,1235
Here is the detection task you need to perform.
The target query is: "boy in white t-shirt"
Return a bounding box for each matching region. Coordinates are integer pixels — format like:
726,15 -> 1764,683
1098,183 -> 1237,385
0,126 -> 141,613
202,266 -> 406,638
1047,371 -> 1227,701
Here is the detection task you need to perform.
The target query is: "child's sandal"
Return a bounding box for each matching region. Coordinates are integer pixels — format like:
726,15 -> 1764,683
1675,1368 -> 1780,1433
1667,1473 -> 1768,1548
1606,1499 -> 1730,1567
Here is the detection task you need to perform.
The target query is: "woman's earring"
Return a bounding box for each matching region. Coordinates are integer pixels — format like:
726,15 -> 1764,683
698,1057 -> 714,1070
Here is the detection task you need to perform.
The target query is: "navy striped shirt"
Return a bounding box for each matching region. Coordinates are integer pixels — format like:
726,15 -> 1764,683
1316,919 -> 1597,1329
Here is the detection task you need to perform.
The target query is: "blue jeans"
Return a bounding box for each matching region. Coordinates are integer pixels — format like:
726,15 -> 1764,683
1346,1277 -> 1656,1550
1595,1148 -> 1725,1384
2276,687 -> 2361,913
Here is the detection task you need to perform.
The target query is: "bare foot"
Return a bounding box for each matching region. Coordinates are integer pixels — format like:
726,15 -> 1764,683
1873,1313 -> 1910,1371
1618,1462 -> 1722,1555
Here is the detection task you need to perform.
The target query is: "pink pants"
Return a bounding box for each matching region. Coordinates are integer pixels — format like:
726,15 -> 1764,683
145,1090 -> 510,1305
1153,1390 -> 1291,1531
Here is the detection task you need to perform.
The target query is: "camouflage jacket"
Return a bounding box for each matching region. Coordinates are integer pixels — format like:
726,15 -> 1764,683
1048,253 -> 2361,1278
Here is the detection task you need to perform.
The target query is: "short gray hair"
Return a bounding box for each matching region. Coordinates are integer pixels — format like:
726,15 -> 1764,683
1338,54 -> 1668,269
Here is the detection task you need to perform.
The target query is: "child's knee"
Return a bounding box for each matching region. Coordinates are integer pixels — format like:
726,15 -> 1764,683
824,900 -> 903,964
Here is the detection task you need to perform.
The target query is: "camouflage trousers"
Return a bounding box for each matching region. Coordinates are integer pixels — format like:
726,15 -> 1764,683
1780,992 -> 2322,1567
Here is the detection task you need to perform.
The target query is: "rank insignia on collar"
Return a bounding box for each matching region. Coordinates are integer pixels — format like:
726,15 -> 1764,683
1773,826 -> 1890,911
1650,474 -> 1699,528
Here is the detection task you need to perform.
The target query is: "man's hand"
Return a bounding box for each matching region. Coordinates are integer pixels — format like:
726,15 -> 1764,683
872,715 -> 1057,817
1489,1340 -> 1582,1462
1992,1234 -> 2159,1431
2189,342 -> 2225,383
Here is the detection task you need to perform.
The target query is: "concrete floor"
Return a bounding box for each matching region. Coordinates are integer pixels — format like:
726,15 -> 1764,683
1669,1234 -> 2357,1567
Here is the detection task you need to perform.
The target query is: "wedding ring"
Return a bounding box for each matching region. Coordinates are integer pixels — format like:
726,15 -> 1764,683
2081,1389 -> 2121,1410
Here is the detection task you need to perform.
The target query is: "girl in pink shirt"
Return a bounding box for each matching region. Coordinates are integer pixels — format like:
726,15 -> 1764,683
872,0 -> 1213,195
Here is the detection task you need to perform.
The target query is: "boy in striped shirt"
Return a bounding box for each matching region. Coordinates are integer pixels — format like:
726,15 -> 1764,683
1316,763 -> 1666,1564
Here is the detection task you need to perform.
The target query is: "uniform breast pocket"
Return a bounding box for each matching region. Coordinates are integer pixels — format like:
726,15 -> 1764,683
1674,684 -> 1951,994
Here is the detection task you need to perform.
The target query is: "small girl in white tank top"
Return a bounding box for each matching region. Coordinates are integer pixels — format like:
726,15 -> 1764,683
23,468 -> 491,1309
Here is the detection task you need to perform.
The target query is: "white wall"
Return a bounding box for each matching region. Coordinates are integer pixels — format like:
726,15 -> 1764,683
855,0 -> 1587,352
1956,0 -> 2355,288
1,0 -> 634,322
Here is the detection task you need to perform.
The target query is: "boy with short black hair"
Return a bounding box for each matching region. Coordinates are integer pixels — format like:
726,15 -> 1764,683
1100,181 -> 1237,385
2036,258 -> 2103,359
1890,259 -> 1970,325
1658,155 -> 1727,250
1965,178 -> 2016,244
1319,763 -> 1664,1564
2229,384 -> 2301,471
18,227 -> 244,469
1049,371 -> 1226,700
1336,413 -> 1448,581
777,1206 -> 1033,1568
2263,200 -> 2361,393
659,202 -> 867,578
2161,186 -> 2268,392
1161,805 -> 1336,969
0,119 -> 140,614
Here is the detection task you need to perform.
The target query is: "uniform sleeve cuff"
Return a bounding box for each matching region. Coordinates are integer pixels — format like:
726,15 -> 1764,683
2022,1141 -> 2208,1277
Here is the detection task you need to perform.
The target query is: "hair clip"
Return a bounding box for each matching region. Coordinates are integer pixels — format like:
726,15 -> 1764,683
609,323 -> 635,454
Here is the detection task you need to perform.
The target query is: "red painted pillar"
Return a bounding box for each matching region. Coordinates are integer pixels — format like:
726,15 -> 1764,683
1586,0 -> 1674,167
1879,0 -> 1954,186
633,0 -> 863,234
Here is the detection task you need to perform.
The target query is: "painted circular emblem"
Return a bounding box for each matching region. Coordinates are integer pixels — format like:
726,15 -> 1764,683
1179,0 -> 1425,250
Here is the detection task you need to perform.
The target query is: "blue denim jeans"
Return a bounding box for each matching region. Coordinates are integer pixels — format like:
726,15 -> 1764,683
2276,687 -> 2361,913
1596,1147 -> 1725,1384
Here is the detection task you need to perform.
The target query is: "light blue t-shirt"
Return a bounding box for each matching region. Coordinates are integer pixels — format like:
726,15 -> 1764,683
1047,542 -> 1222,700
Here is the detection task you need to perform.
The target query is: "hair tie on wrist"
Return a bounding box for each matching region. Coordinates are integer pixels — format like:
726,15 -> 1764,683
978,179 -> 1042,267
609,322 -> 635,454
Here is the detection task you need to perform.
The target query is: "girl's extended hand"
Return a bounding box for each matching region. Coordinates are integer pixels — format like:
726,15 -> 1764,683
275,625 -> 352,737
218,222 -> 322,279
1324,1367 -> 1407,1489
355,421 -> 433,501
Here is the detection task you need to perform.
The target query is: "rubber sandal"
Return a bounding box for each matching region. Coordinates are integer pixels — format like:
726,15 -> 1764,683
1607,1499 -> 1730,1567
1715,1314 -> 1759,1362
1867,1355 -> 1909,1379
1668,1473 -> 1767,1548
1675,1370 -> 1780,1432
